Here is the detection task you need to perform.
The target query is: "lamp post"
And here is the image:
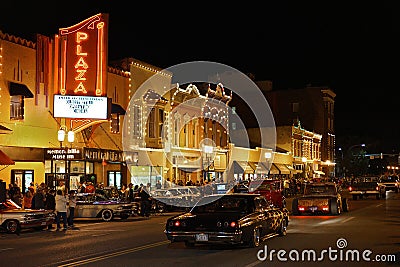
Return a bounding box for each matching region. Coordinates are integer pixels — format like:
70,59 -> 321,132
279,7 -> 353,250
57,126 -> 75,192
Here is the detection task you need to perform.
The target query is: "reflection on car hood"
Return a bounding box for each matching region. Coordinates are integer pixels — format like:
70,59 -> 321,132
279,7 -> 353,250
92,200 -> 127,205
1,208 -> 50,214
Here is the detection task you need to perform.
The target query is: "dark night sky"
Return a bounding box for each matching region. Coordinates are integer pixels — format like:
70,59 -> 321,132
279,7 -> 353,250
1,2 -> 398,153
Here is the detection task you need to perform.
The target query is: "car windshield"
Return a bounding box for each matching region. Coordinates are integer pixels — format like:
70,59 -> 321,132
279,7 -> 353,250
305,184 -> 336,195
191,196 -> 250,214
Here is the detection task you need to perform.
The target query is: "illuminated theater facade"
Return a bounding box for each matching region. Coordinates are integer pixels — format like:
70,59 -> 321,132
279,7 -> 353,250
0,13 -> 294,192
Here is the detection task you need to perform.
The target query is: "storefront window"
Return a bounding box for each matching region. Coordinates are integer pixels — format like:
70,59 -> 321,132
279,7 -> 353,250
130,165 -> 162,190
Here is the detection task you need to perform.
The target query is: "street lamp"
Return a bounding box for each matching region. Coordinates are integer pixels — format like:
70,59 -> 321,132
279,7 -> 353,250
57,126 -> 74,147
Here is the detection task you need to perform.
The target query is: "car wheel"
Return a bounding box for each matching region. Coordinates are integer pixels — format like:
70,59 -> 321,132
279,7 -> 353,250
249,227 -> 261,248
330,200 -> 339,215
184,241 -> 195,247
278,219 -> 287,236
376,194 -> 381,200
5,220 -> 20,234
101,209 -> 113,222
352,195 -> 357,200
291,198 -> 299,215
342,198 -> 349,212
381,193 -> 386,199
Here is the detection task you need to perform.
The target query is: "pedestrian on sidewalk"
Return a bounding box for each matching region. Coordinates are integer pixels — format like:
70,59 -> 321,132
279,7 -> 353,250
68,190 -> 77,228
55,189 -> 68,231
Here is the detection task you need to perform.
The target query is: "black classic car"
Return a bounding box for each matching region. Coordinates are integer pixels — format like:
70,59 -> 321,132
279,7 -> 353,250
164,193 -> 289,248
74,192 -> 139,221
292,182 -> 348,215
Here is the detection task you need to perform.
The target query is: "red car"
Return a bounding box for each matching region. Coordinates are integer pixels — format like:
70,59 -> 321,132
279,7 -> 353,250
247,179 -> 286,208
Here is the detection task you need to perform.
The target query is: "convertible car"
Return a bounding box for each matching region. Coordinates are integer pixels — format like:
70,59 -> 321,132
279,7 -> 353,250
0,199 -> 55,234
74,192 -> 139,221
292,182 -> 348,215
164,193 -> 289,248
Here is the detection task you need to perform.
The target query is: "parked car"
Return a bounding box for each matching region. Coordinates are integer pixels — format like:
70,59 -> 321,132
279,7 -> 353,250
74,192 -> 139,221
348,176 -> 386,200
165,193 -> 289,248
0,199 -> 55,234
378,175 -> 399,193
248,179 -> 286,208
292,182 -> 348,215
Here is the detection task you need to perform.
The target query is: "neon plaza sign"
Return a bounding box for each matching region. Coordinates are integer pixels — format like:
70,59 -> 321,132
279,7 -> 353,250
55,13 -> 109,119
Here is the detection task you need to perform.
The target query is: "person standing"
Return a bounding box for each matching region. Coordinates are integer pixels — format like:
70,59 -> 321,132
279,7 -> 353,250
138,185 -> 151,217
67,190 -> 77,228
55,190 -> 68,231
45,189 -> 56,230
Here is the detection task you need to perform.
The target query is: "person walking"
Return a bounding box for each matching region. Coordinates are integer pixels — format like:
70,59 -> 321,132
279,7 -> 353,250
67,190 -> 77,228
55,190 -> 68,231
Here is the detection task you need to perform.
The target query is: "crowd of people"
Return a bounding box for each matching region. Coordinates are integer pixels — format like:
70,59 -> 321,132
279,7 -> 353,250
5,182 -> 77,231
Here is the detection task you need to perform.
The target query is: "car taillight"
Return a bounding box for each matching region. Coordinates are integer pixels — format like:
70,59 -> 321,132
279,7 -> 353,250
230,221 -> 237,228
298,206 -> 305,211
174,220 -> 180,227
348,186 -> 352,191
376,186 -> 379,191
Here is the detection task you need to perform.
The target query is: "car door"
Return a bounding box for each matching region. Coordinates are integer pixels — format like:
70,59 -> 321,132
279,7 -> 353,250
254,196 -> 273,235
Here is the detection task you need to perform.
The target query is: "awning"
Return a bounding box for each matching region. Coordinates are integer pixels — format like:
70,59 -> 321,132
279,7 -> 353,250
0,149 -> 15,165
269,163 -> 280,175
273,163 -> 291,175
285,164 -> 296,172
0,125 -> 12,134
111,103 -> 126,115
9,82 -> 34,98
233,161 -> 254,174
178,167 -> 201,173
250,162 -> 269,174
314,170 -> 325,175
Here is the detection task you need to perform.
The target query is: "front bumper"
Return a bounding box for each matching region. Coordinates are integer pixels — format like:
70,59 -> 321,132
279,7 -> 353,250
164,230 -> 243,244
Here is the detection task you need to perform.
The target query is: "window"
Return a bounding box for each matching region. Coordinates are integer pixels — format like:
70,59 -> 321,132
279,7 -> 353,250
10,95 -> 24,120
159,109 -> 164,138
147,108 -> 155,138
110,114 -> 120,133
292,102 -> 299,113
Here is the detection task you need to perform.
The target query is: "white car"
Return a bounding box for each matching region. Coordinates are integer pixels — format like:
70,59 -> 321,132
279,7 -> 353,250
378,175 -> 399,193
0,199 -> 55,234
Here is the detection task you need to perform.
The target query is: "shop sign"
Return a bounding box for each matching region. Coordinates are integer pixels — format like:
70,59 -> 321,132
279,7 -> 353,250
84,148 -> 123,162
45,148 -> 83,160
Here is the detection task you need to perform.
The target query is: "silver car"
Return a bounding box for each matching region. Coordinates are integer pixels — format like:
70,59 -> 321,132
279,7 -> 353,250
74,193 -> 139,221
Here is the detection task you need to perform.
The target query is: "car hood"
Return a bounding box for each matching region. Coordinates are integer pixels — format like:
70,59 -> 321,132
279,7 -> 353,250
174,212 -> 245,222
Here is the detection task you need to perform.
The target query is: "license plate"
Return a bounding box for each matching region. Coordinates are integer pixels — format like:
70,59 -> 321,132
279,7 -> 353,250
41,222 -> 47,225
195,233 -> 208,241
310,206 -> 317,212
